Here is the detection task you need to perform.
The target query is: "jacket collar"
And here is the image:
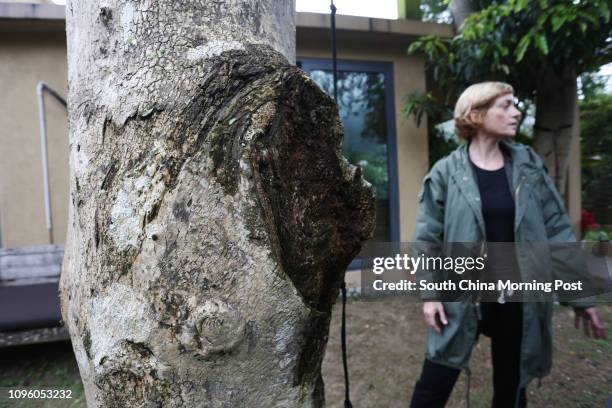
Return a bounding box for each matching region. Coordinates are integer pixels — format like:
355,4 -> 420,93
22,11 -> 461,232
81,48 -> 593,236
449,143 -> 486,236
449,139 -> 541,237
497,139 -> 542,229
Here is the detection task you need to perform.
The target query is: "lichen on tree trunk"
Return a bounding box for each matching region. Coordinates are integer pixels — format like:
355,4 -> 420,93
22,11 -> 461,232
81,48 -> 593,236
60,1 -> 376,407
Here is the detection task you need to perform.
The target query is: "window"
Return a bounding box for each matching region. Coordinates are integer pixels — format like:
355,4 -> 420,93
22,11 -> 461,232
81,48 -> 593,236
298,59 -> 399,243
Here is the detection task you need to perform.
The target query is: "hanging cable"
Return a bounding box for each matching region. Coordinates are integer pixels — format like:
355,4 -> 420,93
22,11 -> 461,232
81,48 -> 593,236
341,280 -> 352,408
330,2 -> 353,407
330,1 -> 338,104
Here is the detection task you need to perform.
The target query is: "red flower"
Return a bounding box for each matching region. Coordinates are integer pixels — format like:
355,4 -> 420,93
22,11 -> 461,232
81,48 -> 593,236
581,209 -> 598,231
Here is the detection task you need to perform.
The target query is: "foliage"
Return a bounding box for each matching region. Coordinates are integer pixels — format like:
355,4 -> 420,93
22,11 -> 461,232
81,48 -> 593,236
581,208 -> 610,241
427,131 -> 459,166
402,89 -> 458,167
420,0 -> 496,23
580,92 -> 612,227
583,229 -> 610,242
312,70 -> 387,144
402,90 -> 452,127
420,0 -> 452,23
345,149 -> 389,200
579,71 -> 608,99
403,0 -> 611,165
580,93 -> 612,188
407,0 -> 610,101
361,73 -> 387,144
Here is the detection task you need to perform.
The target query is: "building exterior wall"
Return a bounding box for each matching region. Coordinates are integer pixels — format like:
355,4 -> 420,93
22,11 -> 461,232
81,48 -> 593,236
0,24 -> 68,248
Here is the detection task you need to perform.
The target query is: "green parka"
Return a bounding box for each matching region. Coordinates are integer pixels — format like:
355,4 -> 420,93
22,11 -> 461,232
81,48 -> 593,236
414,139 -> 593,389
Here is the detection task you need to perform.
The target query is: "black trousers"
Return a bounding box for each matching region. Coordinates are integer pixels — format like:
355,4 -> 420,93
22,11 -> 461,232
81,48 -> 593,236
410,302 -> 527,408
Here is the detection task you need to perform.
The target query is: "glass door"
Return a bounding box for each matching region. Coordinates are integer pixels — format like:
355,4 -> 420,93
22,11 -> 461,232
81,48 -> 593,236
298,59 -> 399,243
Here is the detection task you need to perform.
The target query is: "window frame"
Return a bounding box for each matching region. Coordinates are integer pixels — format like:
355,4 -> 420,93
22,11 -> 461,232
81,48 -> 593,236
297,58 -> 400,268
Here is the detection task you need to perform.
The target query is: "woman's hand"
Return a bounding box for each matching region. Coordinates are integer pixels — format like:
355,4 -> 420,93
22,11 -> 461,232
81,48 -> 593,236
574,307 -> 607,339
423,301 -> 448,334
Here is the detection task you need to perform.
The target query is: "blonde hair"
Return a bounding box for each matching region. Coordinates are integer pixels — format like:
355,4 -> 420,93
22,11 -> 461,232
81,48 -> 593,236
454,82 -> 514,140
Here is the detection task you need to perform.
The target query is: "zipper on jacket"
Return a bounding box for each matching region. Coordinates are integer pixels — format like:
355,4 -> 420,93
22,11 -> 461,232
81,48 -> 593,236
513,175 -> 526,201
479,240 -> 487,258
474,240 -> 487,303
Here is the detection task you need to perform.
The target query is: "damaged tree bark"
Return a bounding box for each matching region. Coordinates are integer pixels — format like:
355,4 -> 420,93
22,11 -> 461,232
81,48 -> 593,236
59,1 -> 376,406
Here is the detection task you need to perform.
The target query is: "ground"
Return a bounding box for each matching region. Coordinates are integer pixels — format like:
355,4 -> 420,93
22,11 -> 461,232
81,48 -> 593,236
323,297 -> 612,408
1,297 -> 610,408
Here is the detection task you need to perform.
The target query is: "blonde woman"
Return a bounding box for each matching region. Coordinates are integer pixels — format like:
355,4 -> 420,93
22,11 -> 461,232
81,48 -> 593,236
409,82 -> 606,408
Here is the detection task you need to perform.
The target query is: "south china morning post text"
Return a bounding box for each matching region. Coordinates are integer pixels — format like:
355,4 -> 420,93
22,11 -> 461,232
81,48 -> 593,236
358,242 -> 612,302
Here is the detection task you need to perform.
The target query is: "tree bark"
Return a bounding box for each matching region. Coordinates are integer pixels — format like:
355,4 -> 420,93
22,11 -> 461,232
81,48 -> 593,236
533,66 -> 578,198
449,0 -> 477,32
59,1 -> 376,407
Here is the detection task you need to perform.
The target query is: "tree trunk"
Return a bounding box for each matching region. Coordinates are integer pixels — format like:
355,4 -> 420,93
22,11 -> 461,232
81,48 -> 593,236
59,1 -> 376,407
533,66 -> 578,199
449,0 -> 477,32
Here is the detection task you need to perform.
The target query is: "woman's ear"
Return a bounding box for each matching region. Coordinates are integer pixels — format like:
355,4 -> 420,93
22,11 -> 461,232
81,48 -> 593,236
468,109 -> 481,126
468,109 -> 485,127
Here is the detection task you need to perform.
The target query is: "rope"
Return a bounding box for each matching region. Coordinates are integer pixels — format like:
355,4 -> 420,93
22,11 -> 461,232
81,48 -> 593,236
330,2 -> 352,406
341,281 -> 352,408
465,367 -> 471,408
330,0 -> 338,104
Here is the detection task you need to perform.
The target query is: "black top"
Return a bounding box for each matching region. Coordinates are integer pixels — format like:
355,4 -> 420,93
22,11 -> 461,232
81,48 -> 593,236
468,151 -> 520,301
468,155 -> 515,242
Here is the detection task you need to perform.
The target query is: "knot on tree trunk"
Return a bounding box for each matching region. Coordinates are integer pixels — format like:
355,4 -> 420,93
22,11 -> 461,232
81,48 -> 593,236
201,45 -> 376,312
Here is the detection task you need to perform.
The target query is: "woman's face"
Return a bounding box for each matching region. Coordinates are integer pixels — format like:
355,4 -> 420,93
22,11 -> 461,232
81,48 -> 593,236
476,93 -> 522,138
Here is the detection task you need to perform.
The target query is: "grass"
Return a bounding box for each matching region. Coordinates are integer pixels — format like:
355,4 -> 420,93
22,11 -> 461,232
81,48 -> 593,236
0,299 -> 610,407
0,342 -> 85,408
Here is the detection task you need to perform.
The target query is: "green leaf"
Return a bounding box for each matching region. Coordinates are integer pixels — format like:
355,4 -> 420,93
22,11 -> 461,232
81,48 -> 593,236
514,0 -> 529,13
425,42 -> 434,55
535,34 -> 549,55
577,11 -> 599,26
601,4 -> 610,22
435,39 -> 448,54
479,43 -> 488,57
537,13 -> 548,27
407,42 -> 421,55
551,15 -> 566,32
515,35 -> 531,62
